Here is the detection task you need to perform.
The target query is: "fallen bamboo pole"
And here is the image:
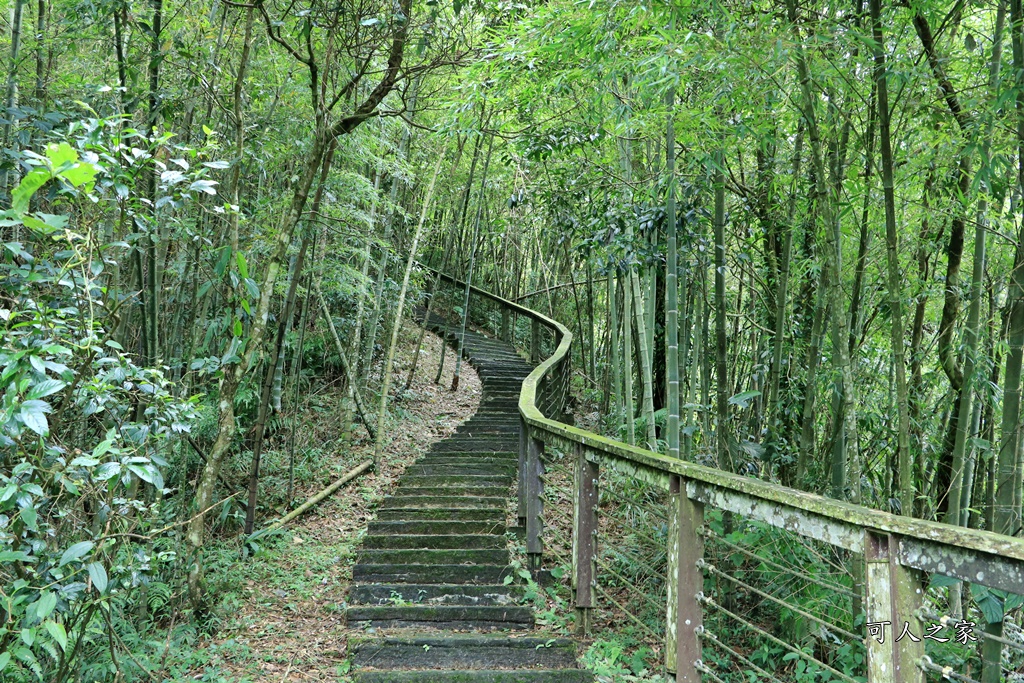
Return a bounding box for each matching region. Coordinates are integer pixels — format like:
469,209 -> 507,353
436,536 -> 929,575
264,458 -> 374,531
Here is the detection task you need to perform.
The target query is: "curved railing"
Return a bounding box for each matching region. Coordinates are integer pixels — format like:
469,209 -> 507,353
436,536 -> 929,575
421,264 -> 1024,683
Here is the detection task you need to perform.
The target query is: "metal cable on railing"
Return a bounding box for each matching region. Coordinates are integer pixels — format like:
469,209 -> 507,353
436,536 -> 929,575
698,593 -> 862,683
701,526 -> 859,599
701,561 -> 861,642
699,627 -> 789,683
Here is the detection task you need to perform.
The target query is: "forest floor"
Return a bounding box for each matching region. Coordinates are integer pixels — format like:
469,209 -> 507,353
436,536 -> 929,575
166,322 -> 482,682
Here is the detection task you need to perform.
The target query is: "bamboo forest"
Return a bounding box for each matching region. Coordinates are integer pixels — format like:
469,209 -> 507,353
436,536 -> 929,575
7,0 -> 1024,680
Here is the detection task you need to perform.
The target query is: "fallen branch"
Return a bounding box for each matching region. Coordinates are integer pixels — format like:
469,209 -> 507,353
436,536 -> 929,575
264,459 -> 373,530
315,282 -> 377,440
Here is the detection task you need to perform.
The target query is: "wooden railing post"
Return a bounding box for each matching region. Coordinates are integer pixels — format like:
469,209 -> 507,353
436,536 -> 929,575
864,532 -> 924,683
667,475 -> 703,682
526,435 -> 545,573
518,416 -> 528,528
572,443 -> 598,635
531,318 -> 541,364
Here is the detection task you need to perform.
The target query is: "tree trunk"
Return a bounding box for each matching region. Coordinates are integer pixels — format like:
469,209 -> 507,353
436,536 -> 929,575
871,0 -> 915,515
665,86 -> 680,459
452,136 -> 494,391
713,144 -> 731,472
375,152 -> 445,462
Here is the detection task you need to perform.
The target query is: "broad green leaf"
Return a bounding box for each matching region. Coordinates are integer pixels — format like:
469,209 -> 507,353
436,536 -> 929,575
43,620 -> 67,651
60,541 -> 94,566
86,562 -> 108,594
127,463 -> 155,484
0,551 -> 32,562
27,379 -> 65,400
20,507 -> 38,531
35,212 -> 69,230
34,591 -> 57,619
20,399 -> 51,435
94,462 -> 121,481
0,651 -> 10,671
45,142 -> 78,169
68,456 -> 99,467
236,252 -> 249,279
12,168 -> 51,215
189,179 -> 218,195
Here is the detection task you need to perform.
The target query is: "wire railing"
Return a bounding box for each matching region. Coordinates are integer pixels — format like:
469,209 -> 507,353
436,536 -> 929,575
422,265 -> 1024,683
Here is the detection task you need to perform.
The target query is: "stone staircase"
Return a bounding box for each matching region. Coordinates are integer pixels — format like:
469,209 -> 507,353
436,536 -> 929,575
346,318 -> 591,682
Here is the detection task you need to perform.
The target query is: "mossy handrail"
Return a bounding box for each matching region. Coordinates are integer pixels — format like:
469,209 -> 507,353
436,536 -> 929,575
420,264 -> 1024,682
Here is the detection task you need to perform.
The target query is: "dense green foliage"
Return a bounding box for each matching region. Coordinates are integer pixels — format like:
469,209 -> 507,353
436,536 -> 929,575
2,0 -> 1024,679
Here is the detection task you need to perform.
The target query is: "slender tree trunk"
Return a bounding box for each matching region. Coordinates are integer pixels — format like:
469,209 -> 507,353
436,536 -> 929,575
352,172 -> 382,357
33,0 -> 44,106
609,274 -> 621,422
713,144 -> 731,472
1,0 -> 26,208
452,136 -> 494,390
871,0 -> 915,515
317,284 -> 377,441
623,274 -> 636,446
665,86 -> 680,460
375,153 -> 445,461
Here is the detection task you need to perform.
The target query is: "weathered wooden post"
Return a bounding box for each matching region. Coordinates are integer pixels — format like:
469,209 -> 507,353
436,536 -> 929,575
572,443 -> 598,635
864,532 -> 924,683
531,318 -> 541,365
667,475 -> 703,682
526,435 -> 545,573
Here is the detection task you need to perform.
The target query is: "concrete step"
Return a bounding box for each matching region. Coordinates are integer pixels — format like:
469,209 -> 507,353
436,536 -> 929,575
357,548 -> 508,566
397,475 -> 513,488
354,670 -> 593,682
373,508 -> 505,522
362,534 -> 505,550
431,441 -> 518,453
380,495 -> 507,510
383,486 -> 508,498
352,563 -> 513,584
351,634 -> 578,670
403,465 -> 514,477
347,604 -> 533,630
349,583 -> 521,606
367,520 -> 506,535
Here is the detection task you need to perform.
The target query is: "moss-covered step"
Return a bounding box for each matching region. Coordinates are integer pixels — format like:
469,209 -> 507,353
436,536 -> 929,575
346,605 -> 533,630
350,634 -> 578,670
372,508 -> 505,522
352,563 -> 513,584
383,486 -> 509,498
361,533 -> 506,550
354,670 -> 593,682
414,453 -> 517,462
356,548 -> 508,566
348,583 -> 521,606
366,520 -> 506,536
379,495 -> 508,510
401,465 -> 514,477
430,441 -> 519,453
396,475 -> 513,489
